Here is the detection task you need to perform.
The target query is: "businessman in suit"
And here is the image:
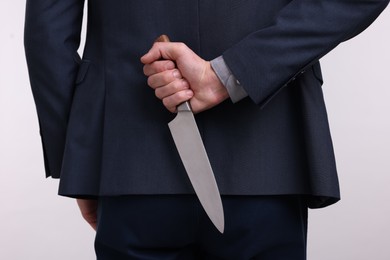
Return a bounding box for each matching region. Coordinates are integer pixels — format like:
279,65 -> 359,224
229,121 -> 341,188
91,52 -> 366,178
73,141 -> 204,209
25,0 -> 389,259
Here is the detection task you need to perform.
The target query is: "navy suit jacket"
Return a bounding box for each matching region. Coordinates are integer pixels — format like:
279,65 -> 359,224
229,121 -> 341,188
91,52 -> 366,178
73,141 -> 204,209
24,0 -> 389,208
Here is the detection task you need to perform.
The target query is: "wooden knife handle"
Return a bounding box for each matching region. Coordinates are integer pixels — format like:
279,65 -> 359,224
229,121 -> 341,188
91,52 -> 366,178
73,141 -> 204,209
155,34 -> 170,43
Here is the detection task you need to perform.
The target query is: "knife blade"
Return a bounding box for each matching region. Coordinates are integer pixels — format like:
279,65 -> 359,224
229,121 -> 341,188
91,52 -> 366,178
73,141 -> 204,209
155,35 -> 224,233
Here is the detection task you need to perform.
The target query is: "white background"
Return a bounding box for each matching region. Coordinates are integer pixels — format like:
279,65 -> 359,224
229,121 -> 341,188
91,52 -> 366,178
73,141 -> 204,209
1,1 -> 389,259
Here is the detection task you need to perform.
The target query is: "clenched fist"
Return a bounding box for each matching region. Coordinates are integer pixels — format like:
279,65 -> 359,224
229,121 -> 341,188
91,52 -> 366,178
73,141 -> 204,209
140,42 -> 228,113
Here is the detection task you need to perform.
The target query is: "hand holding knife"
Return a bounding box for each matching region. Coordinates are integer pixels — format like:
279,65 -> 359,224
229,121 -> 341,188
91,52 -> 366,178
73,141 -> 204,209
141,35 -> 225,233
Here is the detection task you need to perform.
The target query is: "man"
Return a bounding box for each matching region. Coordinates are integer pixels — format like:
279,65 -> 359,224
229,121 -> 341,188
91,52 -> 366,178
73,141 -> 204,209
25,0 -> 389,259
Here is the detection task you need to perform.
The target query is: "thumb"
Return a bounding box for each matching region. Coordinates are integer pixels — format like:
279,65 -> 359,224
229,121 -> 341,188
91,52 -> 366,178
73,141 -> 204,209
140,42 -> 183,64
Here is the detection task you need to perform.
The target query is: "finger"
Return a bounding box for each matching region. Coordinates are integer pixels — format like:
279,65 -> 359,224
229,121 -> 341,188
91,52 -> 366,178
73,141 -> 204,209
140,42 -> 186,64
140,42 -> 168,64
143,60 -> 175,76
91,223 -> 97,231
83,214 -> 97,230
147,69 -> 182,89
88,218 -> 97,231
155,79 -> 189,100
76,199 -> 98,231
162,89 -> 194,113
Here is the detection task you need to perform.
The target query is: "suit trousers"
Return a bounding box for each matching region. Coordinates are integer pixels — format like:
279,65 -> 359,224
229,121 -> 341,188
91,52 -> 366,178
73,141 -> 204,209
94,195 -> 308,260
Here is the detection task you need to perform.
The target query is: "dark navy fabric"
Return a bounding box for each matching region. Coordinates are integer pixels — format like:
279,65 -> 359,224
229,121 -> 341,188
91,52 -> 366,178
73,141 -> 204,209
95,195 -> 308,260
24,0 -> 389,208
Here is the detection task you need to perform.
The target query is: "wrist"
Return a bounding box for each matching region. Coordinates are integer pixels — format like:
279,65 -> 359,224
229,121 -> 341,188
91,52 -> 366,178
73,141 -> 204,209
206,61 -> 229,104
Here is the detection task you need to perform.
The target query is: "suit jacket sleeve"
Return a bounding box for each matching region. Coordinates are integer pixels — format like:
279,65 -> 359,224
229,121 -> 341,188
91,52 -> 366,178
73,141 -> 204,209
222,0 -> 389,108
24,0 -> 85,178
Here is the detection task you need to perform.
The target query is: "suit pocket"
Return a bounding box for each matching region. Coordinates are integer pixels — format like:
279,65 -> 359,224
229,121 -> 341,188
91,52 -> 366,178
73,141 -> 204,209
75,59 -> 91,85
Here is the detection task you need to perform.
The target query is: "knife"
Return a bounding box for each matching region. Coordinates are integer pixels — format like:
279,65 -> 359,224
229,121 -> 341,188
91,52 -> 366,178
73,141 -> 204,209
155,35 -> 225,233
